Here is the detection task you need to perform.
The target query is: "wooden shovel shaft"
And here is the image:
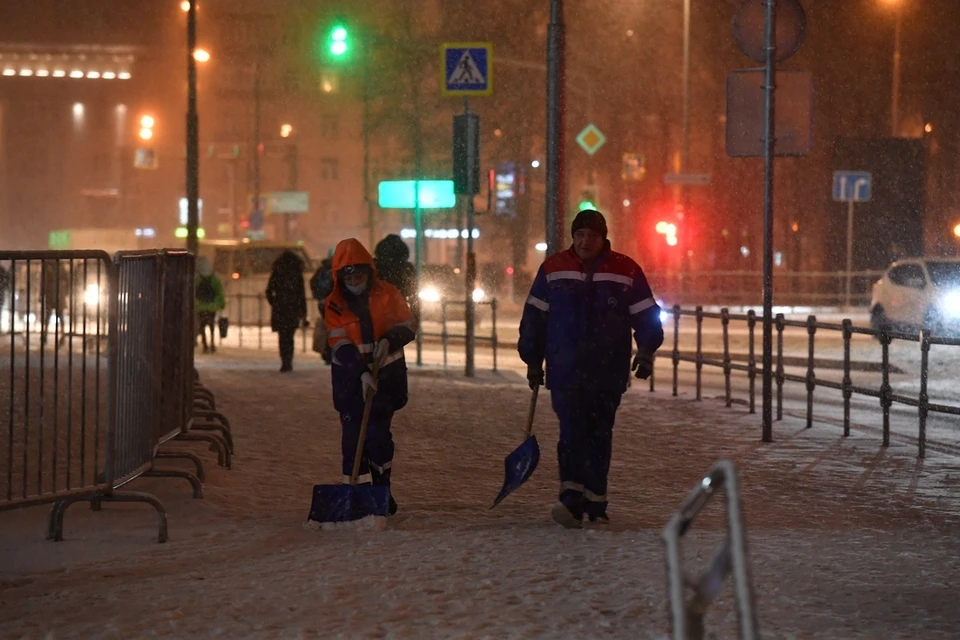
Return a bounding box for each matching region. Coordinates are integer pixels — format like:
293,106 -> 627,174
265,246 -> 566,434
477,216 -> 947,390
350,358 -> 381,485
525,385 -> 539,439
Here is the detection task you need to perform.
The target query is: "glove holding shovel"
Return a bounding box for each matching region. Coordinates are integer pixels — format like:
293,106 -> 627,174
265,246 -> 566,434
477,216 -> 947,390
492,364 -> 543,508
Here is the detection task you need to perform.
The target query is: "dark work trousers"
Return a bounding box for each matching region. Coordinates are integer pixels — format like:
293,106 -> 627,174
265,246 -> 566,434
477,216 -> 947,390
278,327 -> 296,370
550,387 -> 622,517
339,400 -> 396,485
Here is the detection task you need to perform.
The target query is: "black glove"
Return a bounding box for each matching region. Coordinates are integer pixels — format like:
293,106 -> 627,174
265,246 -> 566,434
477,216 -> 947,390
632,351 -> 654,380
526,363 -> 544,390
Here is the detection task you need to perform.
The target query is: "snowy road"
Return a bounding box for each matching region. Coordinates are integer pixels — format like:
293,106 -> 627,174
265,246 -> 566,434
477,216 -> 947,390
2,350 -> 959,638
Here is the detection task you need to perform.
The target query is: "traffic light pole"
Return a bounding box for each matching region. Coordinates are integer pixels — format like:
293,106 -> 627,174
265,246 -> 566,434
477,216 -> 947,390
760,0 -> 776,443
545,0 -> 566,256
464,97 -> 476,378
185,1 -> 200,255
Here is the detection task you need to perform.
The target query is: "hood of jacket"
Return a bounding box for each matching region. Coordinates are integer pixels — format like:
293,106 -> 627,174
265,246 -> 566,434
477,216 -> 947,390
331,238 -> 376,286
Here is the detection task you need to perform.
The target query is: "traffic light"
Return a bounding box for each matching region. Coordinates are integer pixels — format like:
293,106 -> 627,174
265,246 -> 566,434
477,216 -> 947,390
656,220 -> 678,247
578,184 -> 598,211
315,21 -> 351,63
328,23 -> 349,57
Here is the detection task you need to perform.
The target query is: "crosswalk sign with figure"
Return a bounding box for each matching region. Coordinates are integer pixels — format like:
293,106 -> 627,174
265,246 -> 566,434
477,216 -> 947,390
441,43 -> 493,97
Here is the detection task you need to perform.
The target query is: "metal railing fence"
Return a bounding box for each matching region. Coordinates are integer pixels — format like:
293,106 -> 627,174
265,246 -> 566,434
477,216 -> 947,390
657,306 -> 960,458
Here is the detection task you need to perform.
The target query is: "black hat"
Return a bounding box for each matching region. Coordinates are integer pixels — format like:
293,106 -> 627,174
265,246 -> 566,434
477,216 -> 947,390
571,209 -> 607,238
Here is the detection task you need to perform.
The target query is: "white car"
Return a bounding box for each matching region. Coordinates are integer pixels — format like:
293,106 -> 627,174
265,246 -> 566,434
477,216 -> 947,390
869,257 -> 960,335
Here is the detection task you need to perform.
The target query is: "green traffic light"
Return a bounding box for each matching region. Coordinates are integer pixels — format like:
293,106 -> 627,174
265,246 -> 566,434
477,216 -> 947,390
329,25 -> 348,56
579,200 -> 595,211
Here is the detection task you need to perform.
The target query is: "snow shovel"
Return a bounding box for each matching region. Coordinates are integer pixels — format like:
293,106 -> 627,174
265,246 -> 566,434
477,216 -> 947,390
307,360 -> 390,525
491,385 -> 541,508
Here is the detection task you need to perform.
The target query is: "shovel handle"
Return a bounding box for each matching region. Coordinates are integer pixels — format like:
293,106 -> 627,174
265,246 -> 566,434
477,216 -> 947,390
350,358 -> 381,485
525,385 -> 539,438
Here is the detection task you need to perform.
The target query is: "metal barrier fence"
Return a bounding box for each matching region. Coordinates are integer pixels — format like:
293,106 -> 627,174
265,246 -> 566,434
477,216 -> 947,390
657,306 -> 960,458
2,252 -> 113,511
663,460 -> 758,640
419,298 -> 499,371
1,249 -> 230,543
647,270 -> 885,307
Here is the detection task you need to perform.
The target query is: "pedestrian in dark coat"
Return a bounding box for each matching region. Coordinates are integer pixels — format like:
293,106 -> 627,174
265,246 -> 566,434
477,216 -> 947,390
374,234 -> 419,319
266,250 -> 307,372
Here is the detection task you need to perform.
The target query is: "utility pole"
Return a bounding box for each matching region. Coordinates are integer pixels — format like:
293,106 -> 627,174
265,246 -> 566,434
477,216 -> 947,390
363,44 -> 375,250
546,0 -> 566,256
252,60 -> 262,236
760,0 -> 777,442
890,0 -> 902,137
185,0 -> 200,255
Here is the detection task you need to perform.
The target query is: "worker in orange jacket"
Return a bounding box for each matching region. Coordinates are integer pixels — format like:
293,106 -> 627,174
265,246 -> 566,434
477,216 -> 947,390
324,238 -> 418,515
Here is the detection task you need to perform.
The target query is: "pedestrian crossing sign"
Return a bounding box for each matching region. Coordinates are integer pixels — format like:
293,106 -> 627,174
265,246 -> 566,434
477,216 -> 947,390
441,43 -> 493,97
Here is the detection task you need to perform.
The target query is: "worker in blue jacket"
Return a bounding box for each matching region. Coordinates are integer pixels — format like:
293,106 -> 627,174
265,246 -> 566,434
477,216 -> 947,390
518,209 -> 664,529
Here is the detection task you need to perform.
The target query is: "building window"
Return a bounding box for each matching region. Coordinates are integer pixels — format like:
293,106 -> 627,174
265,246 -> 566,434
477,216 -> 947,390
320,157 -> 339,181
320,114 -> 339,140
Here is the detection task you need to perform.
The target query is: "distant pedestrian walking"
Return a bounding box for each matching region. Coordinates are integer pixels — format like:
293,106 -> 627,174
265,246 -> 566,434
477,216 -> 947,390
267,249 -> 307,372
195,257 -> 226,354
41,261 -> 69,347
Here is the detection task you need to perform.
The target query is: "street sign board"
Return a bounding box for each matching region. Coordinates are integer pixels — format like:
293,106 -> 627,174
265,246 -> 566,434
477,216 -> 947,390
178,198 -> 204,225
494,162 -> 517,217
378,180 -> 456,209
441,43 -> 492,97
726,69 -> 812,157
664,173 -> 711,186
576,124 -> 606,156
134,148 -> 158,170
268,191 -> 309,214
832,171 -> 871,202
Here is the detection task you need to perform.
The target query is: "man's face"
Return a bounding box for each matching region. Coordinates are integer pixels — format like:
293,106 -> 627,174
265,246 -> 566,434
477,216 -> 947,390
573,228 -> 604,262
343,271 -> 369,290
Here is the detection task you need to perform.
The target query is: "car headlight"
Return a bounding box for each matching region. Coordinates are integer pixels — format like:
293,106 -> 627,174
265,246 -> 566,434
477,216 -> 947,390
419,285 -> 441,302
472,287 -> 485,303
940,290 -> 960,318
83,284 -> 100,307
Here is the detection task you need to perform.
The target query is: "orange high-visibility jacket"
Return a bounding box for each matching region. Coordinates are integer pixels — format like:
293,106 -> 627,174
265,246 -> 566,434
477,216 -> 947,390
324,238 -> 417,410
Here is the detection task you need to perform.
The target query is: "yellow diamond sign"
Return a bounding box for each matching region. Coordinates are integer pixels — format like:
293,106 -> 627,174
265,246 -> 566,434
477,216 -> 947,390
576,123 -> 606,156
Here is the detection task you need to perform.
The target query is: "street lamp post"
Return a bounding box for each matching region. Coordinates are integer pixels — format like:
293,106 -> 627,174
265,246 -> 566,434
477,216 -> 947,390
546,0 -> 567,257
890,0 -> 902,137
185,0 -> 200,255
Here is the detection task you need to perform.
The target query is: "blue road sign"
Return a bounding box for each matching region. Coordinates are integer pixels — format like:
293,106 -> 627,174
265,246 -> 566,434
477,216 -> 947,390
441,43 -> 492,96
833,171 -> 871,202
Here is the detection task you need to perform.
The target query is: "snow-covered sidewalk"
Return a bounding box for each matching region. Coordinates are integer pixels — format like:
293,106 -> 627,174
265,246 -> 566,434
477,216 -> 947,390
1,349 -> 958,639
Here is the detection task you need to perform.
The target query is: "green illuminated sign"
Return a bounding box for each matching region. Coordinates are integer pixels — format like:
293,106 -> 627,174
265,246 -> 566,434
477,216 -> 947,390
378,180 -> 456,209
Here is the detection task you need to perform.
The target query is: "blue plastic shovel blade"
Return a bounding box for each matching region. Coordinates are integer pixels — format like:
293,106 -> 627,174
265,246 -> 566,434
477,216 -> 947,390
308,483 -> 390,524
491,435 -> 540,508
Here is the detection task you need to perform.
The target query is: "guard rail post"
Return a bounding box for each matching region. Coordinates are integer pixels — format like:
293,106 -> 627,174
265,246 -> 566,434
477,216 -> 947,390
805,315 -> 816,429
747,310 -> 756,414
672,304 -> 681,397
918,331 -> 930,459
879,328 -> 892,447
694,306 -> 703,401
841,319 -> 853,437
721,308 -> 732,407
775,313 -> 784,421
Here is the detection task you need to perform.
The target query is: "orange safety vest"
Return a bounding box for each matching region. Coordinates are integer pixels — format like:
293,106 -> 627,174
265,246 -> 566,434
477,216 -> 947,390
324,238 -> 416,368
